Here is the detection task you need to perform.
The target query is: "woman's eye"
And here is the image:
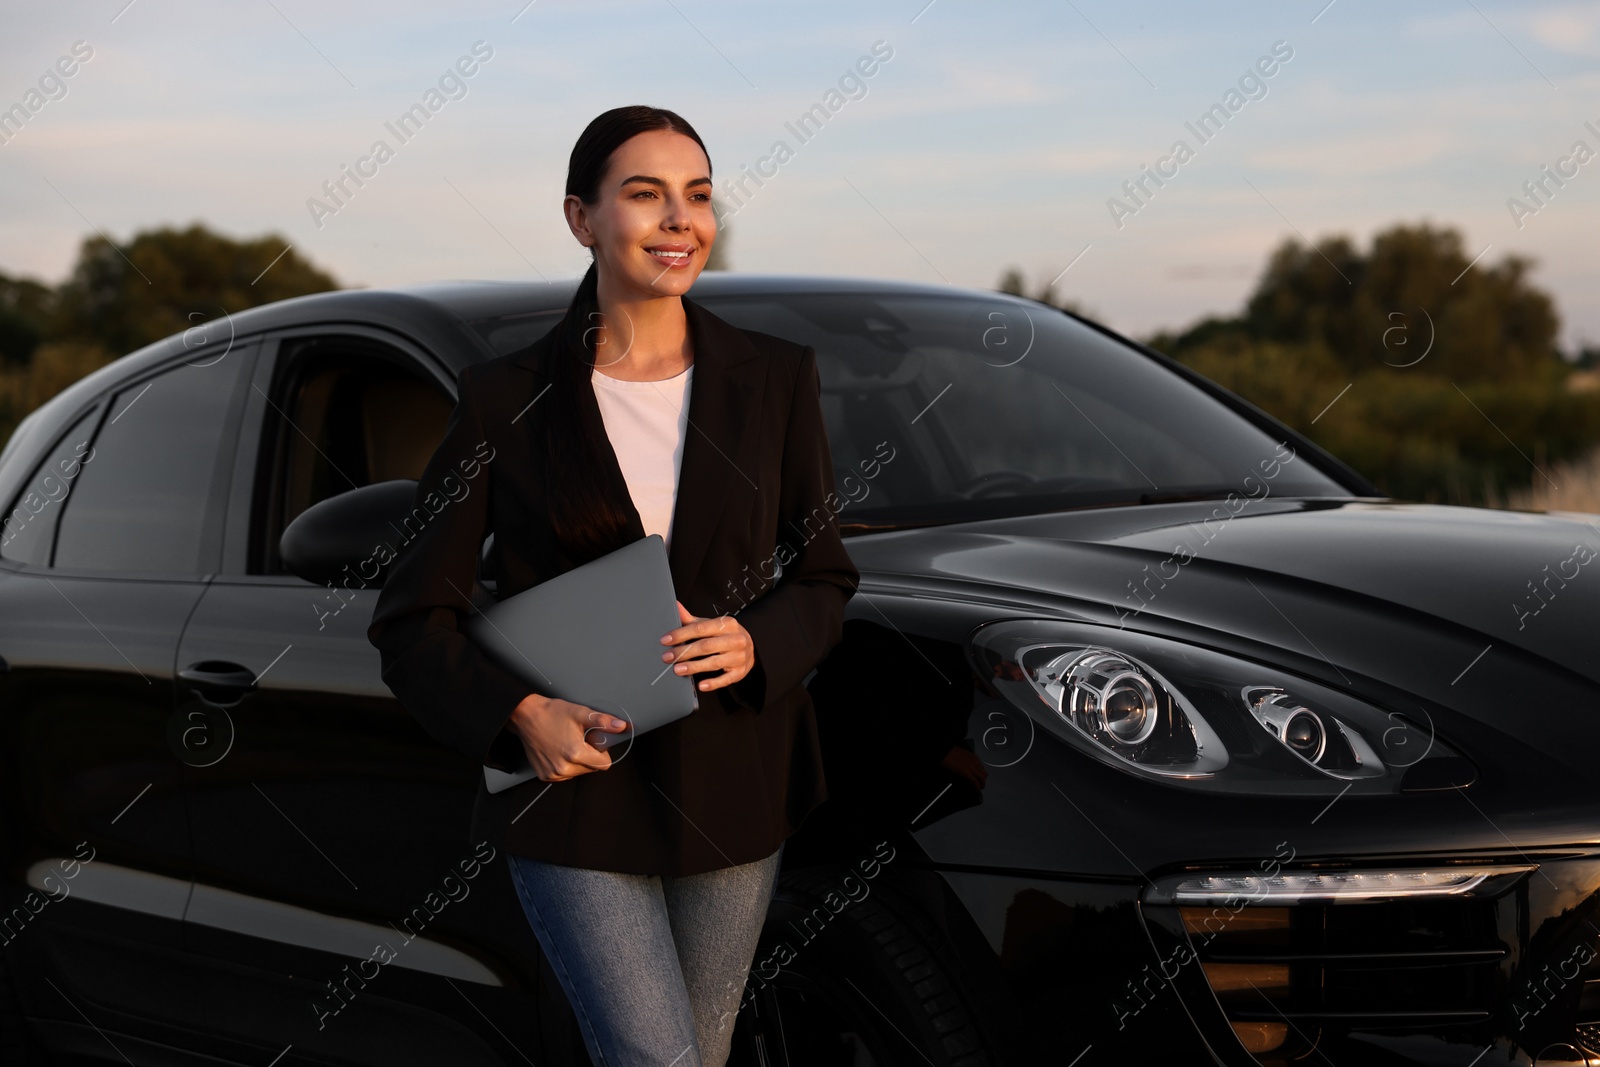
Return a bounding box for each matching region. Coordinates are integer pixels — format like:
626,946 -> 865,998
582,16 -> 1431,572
632,190 -> 656,199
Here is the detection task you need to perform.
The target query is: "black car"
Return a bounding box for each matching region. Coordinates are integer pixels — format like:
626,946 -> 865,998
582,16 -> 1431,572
2,273 -> 1598,1067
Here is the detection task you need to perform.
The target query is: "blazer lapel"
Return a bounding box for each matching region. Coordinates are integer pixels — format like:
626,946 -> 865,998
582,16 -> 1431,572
510,295 -> 767,597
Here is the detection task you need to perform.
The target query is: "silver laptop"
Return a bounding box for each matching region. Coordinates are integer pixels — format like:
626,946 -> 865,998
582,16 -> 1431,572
464,533 -> 698,794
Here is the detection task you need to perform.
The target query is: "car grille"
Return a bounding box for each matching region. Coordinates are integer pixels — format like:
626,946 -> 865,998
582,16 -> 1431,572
1138,858 -> 1600,1066
1178,898 -> 1504,1059
1139,857 -> 1600,1067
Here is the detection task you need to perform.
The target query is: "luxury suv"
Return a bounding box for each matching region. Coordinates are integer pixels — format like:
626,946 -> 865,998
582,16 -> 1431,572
3,274 -> 1599,1067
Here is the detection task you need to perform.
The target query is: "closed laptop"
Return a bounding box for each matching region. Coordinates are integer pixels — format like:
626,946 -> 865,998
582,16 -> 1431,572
464,533 -> 698,794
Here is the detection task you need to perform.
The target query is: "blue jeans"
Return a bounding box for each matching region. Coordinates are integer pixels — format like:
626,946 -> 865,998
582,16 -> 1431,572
507,842 -> 784,1067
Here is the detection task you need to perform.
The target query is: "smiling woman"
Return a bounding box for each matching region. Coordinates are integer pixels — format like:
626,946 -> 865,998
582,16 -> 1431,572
365,105 -> 860,1067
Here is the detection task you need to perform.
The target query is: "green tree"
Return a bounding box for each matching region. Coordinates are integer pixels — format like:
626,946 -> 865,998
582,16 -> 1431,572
1241,223 -> 1558,384
0,273 -> 55,367
1,223 -> 340,452
52,223 -> 339,356
996,265 -> 1093,317
1145,221 -> 1594,506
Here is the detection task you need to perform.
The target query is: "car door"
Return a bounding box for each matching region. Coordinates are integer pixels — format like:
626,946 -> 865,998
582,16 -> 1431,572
0,342 -> 257,1054
172,327 -> 551,1067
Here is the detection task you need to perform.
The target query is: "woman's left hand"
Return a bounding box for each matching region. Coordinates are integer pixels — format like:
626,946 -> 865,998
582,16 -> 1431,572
661,600 -> 756,691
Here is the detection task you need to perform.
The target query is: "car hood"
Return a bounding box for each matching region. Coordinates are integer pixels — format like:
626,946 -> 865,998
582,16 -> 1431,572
855,499 -> 1596,669
1116,500 -> 1600,677
857,499 -> 1600,758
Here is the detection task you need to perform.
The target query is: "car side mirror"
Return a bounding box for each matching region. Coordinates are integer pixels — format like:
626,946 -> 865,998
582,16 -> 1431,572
280,479 -> 422,588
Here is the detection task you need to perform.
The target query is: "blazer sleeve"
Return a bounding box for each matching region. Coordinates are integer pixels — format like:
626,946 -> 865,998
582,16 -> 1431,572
723,344 -> 860,711
366,362 -> 532,772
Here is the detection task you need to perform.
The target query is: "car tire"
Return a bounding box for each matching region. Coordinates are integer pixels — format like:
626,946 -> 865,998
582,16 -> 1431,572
0,947 -> 49,1065
730,868 -> 1001,1067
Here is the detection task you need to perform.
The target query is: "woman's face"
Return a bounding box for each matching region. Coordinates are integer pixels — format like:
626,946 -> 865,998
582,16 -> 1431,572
565,128 -> 716,301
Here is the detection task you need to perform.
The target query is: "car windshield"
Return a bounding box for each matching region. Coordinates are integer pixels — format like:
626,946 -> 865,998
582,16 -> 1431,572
696,292 -> 1350,529
471,290 -> 1352,530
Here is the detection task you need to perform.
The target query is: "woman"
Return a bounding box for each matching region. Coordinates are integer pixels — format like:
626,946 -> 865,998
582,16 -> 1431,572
366,105 -> 860,1066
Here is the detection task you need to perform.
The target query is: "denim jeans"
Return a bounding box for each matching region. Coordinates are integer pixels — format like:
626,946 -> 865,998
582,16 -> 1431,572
507,841 -> 784,1067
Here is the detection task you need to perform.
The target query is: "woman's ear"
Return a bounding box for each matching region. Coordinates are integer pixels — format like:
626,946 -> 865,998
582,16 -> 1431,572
563,194 -> 594,248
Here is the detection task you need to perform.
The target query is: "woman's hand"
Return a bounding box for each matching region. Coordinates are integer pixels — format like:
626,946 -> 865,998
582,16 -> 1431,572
506,693 -> 630,782
661,600 -> 755,692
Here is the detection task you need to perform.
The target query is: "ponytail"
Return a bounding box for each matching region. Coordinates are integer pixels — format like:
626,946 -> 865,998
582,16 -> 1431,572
543,258 -> 633,562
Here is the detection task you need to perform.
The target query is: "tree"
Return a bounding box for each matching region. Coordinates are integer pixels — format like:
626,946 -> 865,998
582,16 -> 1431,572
0,273 -> 54,367
1145,221 -> 1591,506
0,223 -> 341,453
996,265 -> 1093,317
51,223 -> 339,356
1241,223 -> 1558,384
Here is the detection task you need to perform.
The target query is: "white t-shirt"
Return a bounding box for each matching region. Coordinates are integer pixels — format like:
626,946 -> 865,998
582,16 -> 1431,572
591,363 -> 694,551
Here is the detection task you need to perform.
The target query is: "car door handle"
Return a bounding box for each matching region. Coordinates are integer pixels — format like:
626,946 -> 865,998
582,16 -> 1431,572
178,661 -> 258,701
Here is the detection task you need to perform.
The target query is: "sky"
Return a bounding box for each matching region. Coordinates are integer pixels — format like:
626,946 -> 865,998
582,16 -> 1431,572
2,0 -> 1598,348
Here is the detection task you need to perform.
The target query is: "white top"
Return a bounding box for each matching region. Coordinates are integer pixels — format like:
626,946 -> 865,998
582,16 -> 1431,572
591,363 -> 694,551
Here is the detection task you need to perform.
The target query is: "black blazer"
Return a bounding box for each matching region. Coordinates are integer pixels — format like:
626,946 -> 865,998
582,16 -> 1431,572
366,296 -> 861,876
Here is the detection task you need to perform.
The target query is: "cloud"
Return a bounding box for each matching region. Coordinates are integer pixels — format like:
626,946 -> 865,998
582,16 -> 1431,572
1244,130 -> 1456,176
1528,4 -> 1600,57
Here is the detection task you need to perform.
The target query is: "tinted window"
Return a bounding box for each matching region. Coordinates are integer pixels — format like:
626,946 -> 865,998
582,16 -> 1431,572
54,352 -> 253,572
1,406 -> 101,566
254,335 -> 451,575
691,293 -> 1349,527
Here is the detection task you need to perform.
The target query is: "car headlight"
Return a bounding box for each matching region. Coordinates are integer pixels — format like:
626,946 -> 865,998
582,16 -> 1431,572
1030,645 -> 1228,777
968,619 -> 1469,795
1246,687 -> 1328,763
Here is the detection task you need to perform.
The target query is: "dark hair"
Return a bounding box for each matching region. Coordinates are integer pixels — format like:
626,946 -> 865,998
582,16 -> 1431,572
543,106 -> 712,562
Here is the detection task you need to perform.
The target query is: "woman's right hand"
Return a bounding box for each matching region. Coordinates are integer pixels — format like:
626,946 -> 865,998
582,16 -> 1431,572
507,693 -> 630,782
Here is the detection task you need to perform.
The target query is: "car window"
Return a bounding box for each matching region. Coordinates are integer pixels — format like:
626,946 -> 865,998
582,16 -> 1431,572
52,351 -> 254,573
0,405 -> 101,566
254,334 -> 452,574
692,293 -> 1350,527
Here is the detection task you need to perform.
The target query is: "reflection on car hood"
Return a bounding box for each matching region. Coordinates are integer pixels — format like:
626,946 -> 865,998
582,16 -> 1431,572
848,499 -> 1600,687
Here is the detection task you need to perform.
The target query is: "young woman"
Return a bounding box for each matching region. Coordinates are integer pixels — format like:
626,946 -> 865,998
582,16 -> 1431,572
366,106 -> 860,1066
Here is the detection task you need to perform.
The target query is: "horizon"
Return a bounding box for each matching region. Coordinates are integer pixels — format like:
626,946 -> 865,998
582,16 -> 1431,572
3,0 -> 1597,349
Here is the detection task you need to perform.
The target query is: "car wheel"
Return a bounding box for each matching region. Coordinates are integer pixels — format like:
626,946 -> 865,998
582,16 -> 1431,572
729,869 -> 1000,1067
0,947 -> 49,1065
